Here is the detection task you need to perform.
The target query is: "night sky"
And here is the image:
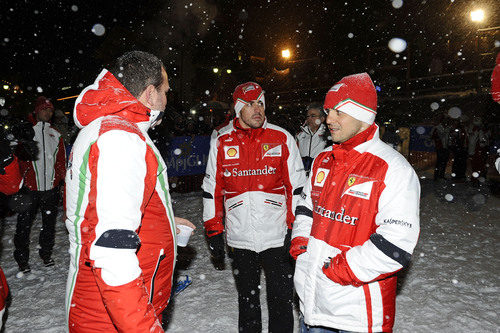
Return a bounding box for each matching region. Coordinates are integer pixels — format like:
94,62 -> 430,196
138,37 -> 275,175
1,0 -> 499,115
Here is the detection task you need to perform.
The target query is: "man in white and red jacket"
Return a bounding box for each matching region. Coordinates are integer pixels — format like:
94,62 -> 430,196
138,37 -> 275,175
14,96 -> 66,272
202,82 -> 306,333
65,51 -> 194,332
291,73 -> 420,333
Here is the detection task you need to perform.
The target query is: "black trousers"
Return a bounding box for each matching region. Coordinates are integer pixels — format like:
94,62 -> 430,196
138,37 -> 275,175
14,188 -> 59,266
230,246 -> 294,333
434,148 -> 450,180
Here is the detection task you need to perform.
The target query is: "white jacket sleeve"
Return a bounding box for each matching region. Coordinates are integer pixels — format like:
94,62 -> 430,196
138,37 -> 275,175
89,130 -> 147,286
283,132 -> 307,228
345,162 -> 421,282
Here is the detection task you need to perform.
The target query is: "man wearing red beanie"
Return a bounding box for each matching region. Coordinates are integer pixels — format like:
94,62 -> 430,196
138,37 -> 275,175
291,73 -> 420,332
14,96 -> 66,273
203,82 -> 306,332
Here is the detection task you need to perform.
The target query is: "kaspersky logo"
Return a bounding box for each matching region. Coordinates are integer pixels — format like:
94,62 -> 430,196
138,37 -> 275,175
314,168 -> 330,187
224,146 -> 239,159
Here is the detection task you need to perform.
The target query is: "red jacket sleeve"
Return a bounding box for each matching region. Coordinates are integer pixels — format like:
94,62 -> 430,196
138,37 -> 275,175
0,156 -> 22,195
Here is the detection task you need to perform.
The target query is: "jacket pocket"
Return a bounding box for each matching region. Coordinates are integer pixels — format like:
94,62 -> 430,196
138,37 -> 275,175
149,249 -> 165,303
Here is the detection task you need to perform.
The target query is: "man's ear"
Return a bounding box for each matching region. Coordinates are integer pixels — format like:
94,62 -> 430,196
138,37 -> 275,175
138,84 -> 156,109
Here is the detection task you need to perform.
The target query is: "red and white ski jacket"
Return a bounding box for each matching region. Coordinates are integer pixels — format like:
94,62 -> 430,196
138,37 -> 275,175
293,124 -> 420,333
202,119 -> 306,252
65,70 -> 176,332
19,121 -> 65,191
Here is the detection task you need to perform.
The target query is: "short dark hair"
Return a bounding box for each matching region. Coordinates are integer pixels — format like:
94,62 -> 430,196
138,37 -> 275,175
307,102 -> 324,115
110,51 -> 164,98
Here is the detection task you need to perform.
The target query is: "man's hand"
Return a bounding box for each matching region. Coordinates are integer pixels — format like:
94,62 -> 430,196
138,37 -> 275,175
322,252 -> 363,287
289,237 -> 308,260
207,233 -> 225,261
174,216 -> 196,234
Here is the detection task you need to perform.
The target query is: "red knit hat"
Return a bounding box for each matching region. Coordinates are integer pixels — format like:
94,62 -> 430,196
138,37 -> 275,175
34,96 -> 54,114
323,73 -> 377,124
232,82 -> 265,116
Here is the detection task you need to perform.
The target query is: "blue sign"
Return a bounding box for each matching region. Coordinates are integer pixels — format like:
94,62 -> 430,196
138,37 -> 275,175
409,125 -> 435,152
163,136 -> 211,177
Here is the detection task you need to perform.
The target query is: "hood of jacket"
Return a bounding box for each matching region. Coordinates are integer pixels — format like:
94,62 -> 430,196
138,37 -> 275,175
73,69 -> 151,129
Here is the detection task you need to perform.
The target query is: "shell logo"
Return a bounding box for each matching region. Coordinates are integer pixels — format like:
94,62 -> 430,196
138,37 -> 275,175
348,177 -> 356,187
316,171 -> 326,183
227,148 -> 237,157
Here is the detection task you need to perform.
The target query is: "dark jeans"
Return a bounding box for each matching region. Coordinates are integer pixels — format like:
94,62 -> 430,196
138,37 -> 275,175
230,246 -> 294,333
299,316 -> 380,333
451,148 -> 467,180
14,188 -> 59,266
434,148 -> 450,179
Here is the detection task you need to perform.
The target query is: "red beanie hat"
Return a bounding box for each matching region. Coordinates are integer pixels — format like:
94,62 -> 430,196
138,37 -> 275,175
232,82 -> 265,117
323,73 -> 377,124
34,96 -> 54,114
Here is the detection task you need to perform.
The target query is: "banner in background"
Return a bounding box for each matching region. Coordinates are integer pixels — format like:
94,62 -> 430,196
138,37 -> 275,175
409,125 -> 435,152
164,136 -> 210,177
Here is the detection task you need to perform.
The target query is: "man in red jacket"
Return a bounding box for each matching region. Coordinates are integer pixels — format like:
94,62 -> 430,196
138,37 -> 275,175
14,97 -> 66,273
291,73 -> 420,333
203,82 -> 306,332
65,51 -> 194,332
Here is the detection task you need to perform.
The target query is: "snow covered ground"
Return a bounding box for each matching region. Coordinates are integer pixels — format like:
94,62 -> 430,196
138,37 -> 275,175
0,177 -> 498,332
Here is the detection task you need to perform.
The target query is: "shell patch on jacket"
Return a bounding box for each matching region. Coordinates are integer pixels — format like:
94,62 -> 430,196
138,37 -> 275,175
224,146 -> 239,159
314,168 -> 330,187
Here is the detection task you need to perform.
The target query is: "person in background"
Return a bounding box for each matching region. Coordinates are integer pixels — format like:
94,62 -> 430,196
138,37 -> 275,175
430,114 -> 451,180
203,82 -> 306,333
291,73 -> 420,333
381,124 -> 402,151
14,97 -> 66,273
448,116 -> 468,182
65,50 -> 194,332
467,117 -> 490,184
296,103 -> 327,175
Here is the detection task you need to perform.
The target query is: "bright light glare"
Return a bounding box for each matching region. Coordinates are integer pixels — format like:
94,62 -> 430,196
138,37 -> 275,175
281,49 -> 291,59
226,69 -> 232,74
213,68 -> 219,73
2,85 -> 9,90
470,9 -> 485,22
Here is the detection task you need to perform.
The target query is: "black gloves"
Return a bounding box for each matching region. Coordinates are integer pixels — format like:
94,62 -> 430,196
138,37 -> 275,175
208,233 -> 225,261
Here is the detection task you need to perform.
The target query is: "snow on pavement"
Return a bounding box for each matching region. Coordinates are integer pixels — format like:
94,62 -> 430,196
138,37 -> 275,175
0,179 -> 498,332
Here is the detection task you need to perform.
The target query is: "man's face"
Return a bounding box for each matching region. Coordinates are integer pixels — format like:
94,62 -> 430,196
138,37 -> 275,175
306,108 -> 324,132
325,108 -> 368,143
37,108 -> 54,122
150,68 -> 170,112
238,100 -> 265,129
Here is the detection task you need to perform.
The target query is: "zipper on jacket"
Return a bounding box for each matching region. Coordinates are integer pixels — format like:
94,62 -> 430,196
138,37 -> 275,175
308,131 -> 313,158
149,248 -> 165,303
42,122 -> 46,190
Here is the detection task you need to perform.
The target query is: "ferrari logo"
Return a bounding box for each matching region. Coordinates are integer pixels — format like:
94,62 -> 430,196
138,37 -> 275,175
348,177 -> 356,186
263,144 -> 269,151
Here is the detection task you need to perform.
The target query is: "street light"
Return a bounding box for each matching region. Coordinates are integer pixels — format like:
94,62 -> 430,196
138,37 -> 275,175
226,69 -> 232,74
281,49 -> 291,59
213,68 -> 219,73
470,9 -> 485,23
